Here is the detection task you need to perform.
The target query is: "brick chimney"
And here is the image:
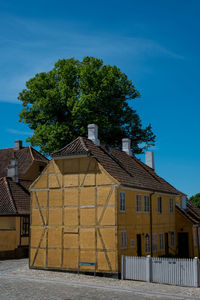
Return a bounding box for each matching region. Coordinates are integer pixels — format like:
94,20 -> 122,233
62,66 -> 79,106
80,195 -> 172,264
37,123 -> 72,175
122,138 -> 132,156
88,124 -> 100,146
145,151 -> 155,170
7,158 -> 19,183
14,140 -> 22,151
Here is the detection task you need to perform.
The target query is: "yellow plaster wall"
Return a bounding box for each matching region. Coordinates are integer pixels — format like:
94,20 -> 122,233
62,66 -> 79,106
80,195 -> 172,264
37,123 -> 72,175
175,208 -> 194,257
30,157 -> 118,273
117,188 -> 177,267
0,216 -> 26,251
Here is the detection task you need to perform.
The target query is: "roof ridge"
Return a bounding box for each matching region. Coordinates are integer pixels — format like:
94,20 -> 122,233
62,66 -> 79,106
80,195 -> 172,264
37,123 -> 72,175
51,137 -> 83,156
80,137 -> 89,152
30,147 -> 49,161
99,145 -> 134,179
29,146 -> 34,161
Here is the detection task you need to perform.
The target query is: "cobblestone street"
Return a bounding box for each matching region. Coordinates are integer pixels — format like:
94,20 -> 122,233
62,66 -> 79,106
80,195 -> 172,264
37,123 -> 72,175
1,259 -> 200,300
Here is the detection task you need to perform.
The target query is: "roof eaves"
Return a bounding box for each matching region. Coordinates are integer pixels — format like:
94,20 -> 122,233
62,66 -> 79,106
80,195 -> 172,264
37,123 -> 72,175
120,184 -> 179,195
53,153 -> 91,160
176,204 -> 199,224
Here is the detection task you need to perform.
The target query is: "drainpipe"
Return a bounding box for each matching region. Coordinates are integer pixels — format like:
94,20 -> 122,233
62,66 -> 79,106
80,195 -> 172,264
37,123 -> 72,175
150,192 -> 155,257
196,226 -> 200,258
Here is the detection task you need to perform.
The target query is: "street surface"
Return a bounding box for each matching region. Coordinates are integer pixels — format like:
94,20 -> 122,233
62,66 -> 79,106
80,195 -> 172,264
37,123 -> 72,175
0,259 -> 200,300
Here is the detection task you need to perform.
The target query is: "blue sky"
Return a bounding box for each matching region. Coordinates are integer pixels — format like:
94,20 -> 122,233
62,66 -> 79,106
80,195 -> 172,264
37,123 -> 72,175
0,0 -> 199,196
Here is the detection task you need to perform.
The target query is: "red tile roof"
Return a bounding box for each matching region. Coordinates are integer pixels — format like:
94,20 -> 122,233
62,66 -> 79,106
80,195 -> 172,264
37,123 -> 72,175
0,146 -> 48,178
52,137 -> 182,195
0,177 -> 31,215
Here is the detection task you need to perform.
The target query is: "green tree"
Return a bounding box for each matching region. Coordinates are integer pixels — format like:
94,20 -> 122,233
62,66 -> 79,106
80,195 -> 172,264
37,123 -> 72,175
18,56 -> 155,155
189,193 -> 200,207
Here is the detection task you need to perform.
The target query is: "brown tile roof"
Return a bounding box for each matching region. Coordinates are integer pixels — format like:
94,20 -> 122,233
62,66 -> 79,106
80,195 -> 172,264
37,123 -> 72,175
0,146 -> 48,178
52,137 -> 89,157
0,177 -> 30,215
52,137 -> 182,195
186,202 -> 200,223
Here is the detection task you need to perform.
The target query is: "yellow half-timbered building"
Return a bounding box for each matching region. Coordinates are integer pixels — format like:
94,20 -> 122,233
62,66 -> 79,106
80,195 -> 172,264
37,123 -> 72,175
29,124 -> 192,275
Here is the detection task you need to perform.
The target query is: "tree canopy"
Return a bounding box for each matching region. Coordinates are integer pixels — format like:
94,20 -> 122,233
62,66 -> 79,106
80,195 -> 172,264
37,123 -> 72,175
18,56 -> 155,155
189,193 -> 200,208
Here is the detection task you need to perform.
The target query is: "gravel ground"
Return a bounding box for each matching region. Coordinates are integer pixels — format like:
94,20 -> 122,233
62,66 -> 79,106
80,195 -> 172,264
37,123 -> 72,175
0,259 -> 200,299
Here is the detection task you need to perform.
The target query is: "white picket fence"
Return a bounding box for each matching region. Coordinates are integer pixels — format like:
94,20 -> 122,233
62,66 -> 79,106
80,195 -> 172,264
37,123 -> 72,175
121,255 -> 200,287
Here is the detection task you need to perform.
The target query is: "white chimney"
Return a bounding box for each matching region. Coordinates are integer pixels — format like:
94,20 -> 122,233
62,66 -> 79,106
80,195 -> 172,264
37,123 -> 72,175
88,124 -> 100,146
14,140 -> 22,151
7,158 -> 19,183
181,196 -> 187,210
122,138 -> 132,156
145,151 -> 155,170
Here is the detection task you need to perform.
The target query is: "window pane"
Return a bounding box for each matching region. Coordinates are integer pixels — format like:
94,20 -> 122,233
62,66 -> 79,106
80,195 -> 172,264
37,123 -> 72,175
120,192 -> 125,212
157,197 -> 162,213
121,231 -> 127,249
136,195 -> 142,212
171,231 -> 175,248
153,233 -> 157,252
144,196 -> 150,212
159,233 -> 164,250
170,198 -> 174,213
145,234 -> 150,253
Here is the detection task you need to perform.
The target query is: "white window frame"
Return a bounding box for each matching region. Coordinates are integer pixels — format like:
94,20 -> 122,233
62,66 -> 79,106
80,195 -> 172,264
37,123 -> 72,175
170,231 -> 175,248
152,233 -> 157,252
170,198 -> 174,213
157,196 -> 162,214
145,233 -> 150,253
120,192 -> 126,212
136,194 -> 142,213
144,195 -> 150,213
159,233 -> 164,250
121,231 -> 127,249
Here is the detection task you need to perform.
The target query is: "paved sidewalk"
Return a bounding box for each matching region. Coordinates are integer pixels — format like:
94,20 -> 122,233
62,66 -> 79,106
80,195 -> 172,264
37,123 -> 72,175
0,259 -> 200,299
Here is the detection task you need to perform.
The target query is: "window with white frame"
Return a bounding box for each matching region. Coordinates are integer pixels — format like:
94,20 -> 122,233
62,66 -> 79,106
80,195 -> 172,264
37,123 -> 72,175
121,231 -> 127,249
170,231 -> 175,248
170,198 -> 174,213
120,192 -> 126,212
157,197 -> 162,213
136,195 -> 142,212
144,195 -> 150,212
152,233 -> 157,252
145,233 -> 150,253
159,233 -> 164,250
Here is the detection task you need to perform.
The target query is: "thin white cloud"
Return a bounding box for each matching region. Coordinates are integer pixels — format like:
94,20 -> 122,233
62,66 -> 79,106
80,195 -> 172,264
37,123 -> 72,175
0,16 -> 184,104
6,128 -> 32,135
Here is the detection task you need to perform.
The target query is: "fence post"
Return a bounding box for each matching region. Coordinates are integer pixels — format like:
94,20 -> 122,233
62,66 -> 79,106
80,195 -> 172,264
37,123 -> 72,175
121,255 -> 124,280
193,257 -> 199,287
146,255 -> 151,282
